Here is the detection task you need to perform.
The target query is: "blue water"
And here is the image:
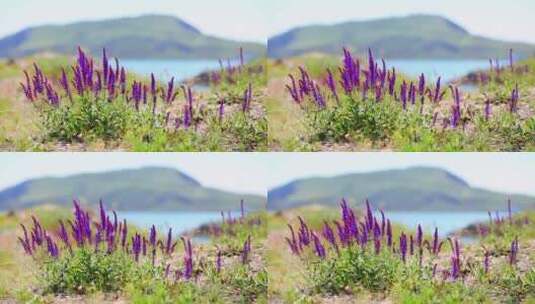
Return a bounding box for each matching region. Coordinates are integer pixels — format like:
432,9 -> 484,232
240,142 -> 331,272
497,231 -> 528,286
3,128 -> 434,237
121,59 -> 489,85
121,210 -> 488,240
121,59 -> 222,82
384,211 -> 490,237
120,211 -> 222,235
388,59 -> 491,82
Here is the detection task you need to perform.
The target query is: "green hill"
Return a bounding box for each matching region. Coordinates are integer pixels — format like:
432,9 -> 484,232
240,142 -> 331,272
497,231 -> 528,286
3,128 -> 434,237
0,14 -> 266,59
268,167 -> 535,211
0,167 -> 265,211
268,14 -> 535,59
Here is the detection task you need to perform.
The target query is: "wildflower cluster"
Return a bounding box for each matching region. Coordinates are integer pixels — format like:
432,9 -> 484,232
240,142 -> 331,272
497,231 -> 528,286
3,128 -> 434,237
18,200 -> 257,291
285,198 -> 525,295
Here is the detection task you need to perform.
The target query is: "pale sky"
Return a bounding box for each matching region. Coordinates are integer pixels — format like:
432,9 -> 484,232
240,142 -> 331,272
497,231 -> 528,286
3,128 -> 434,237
0,153 -> 534,197
1,0 -> 535,44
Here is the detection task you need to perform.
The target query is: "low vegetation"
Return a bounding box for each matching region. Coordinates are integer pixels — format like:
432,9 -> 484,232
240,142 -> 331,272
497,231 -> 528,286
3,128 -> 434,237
1,200 -> 267,303
269,199 -> 534,303
271,48 -> 535,151
2,47 -> 267,151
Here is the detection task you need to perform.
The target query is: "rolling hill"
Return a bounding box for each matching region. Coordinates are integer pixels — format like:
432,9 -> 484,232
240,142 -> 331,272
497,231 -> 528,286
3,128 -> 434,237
268,167 -> 535,211
0,14 -> 266,59
268,14 -> 535,59
0,167 -> 265,211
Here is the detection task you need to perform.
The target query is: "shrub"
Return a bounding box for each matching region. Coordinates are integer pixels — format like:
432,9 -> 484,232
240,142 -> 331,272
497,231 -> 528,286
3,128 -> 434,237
308,247 -> 401,294
41,249 -> 135,294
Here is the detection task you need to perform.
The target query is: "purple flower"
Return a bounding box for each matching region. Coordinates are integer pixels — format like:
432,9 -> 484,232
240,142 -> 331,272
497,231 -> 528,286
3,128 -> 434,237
416,225 -> 423,249
164,228 -> 176,255
182,237 -> 193,279
165,77 -> 177,104
418,73 -> 426,96
386,220 -> 392,248
60,68 -> 72,102
449,238 -> 461,280
432,227 -> 441,255
326,68 -> 339,103
322,221 -> 338,254
485,99 -> 492,120
241,235 -> 252,264
310,81 -> 326,108
484,249 -> 491,274
216,247 -> 222,273
102,49 -> 109,85
242,83 -> 253,112
46,235 -> 59,258
450,86 -> 462,128
132,233 -> 142,262
509,237 -> 519,266
399,233 -> 407,263
286,224 -> 300,255
286,74 -> 301,104
387,68 -> 396,96
510,84 -> 519,113
312,232 -> 326,259
219,98 -> 225,123
433,77 -> 443,103
400,81 -> 408,109
297,216 -> 311,247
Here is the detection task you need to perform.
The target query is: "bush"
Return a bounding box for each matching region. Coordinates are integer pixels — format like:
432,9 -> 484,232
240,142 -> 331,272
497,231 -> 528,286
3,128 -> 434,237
309,96 -> 401,143
308,247 -> 401,295
219,265 -> 268,303
219,112 -> 268,151
41,96 -> 159,142
41,248 -> 136,294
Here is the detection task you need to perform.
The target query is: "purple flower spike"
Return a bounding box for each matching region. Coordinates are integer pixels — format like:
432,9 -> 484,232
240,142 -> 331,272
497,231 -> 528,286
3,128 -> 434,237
449,238 -> 461,280
322,221 -> 338,254
182,237 -> 193,279
218,98 -> 225,123
386,220 -> 392,248
484,248 -> 491,274
241,235 -> 252,264
510,84 -> 519,113
433,77 -> 443,103
485,99 -> 492,121
399,233 -> 408,263
286,74 -> 301,104
312,232 -> 326,259
509,237 -> 519,266
286,224 -> 300,255
326,68 -> 339,103
216,247 -> 222,273
242,83 -> 253,112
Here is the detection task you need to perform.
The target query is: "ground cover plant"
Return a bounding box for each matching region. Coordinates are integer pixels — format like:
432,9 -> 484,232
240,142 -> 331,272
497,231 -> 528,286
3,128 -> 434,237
2,47 -> 267,151
272,199 -> 534,303
7,200 -> 267,303
271,48 -> 535,151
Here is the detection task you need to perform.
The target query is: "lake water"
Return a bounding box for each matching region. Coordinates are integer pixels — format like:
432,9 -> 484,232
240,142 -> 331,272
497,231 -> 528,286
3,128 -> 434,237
121,210 -> 489,240
121,59 -> 222,82
388,59 -> 491,82
384,211 -> 490,237
121,58 -> 490,84
120,211 -> 222,235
